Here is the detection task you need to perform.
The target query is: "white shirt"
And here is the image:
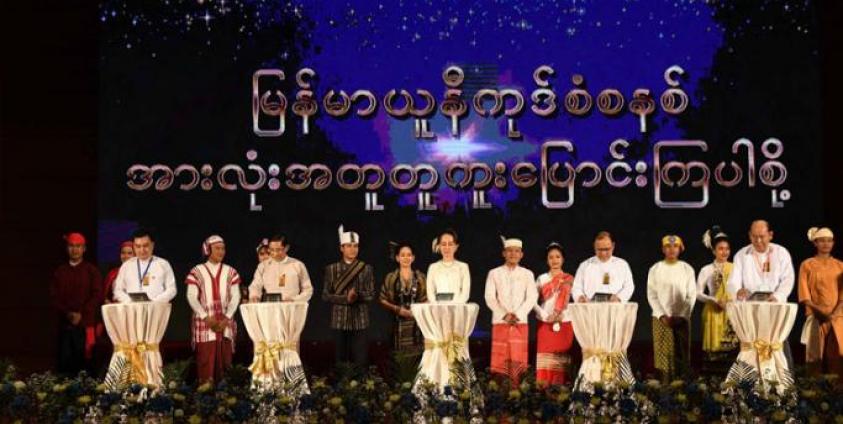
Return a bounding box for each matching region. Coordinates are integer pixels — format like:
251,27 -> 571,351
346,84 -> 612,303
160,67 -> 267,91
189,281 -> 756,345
696,262 -> 728,304
248,256 -> 313,302
426,260 -> 471,304
113,256 -> 177,303
533,272 -> 573,322
646,260 -> 697,319
572,256 -> 635,302
726,243 -> 794,302
484,264 -> 538,324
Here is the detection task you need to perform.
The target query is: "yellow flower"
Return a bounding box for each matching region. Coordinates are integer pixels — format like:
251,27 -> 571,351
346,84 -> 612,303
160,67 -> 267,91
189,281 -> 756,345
487,418 -> 498,424
383,401 -> 393,411
95,383 -> 107,393
36,392 -> 47,401
657,416 -> 671,424
279,395 -> 293,405
226,397 -> 237,406
508,389 -> 521,400
52,384 -> 66,393
389,394 -> 400,402
675,394 -> 687,403
174,409 -> 184,417
558,392 -> 570,402
771,410 -> 788,422
173,393 -> 186,402
349,380 -> 359,389
197,382 -> 213,393
364,379 -> 375,390
590,396 -> 601,406
685,412 -> 699,422
834,415 -> 843,424
488,381 -> 499,391
329,396 -> 343,407
670,380 -> 685,388
77,395 -> 92,405
822,402 -> 831,411
13,381 -> 25,391
216,406 -> 226,415
801,390 -> 817,399
402,382 -> 412,390
517,419 -> 530,424
713,393 -> 726,403
188,415 -> 202,424
645,379 -> 661,389
278,416 -> 289,424
460,390 -> 471,400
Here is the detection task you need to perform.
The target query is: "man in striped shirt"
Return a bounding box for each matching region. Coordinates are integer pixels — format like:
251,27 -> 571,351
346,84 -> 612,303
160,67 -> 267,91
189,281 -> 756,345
322,225 -> 375,367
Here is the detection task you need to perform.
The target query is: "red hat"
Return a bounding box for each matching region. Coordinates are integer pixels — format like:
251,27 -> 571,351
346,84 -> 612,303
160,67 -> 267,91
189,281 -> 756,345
64,233 -> 86,245
120,240 -> 134,249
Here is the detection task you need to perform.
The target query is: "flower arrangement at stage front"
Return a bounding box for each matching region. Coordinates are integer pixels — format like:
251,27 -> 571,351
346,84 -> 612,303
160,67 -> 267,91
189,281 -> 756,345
3,360 -> 843,423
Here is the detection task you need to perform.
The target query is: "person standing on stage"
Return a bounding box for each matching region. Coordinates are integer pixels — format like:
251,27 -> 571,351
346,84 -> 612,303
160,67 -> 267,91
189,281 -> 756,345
726,220 -> 796,366
572,231 -> 634,303
50,232 -> 102,376
697,226 -> 739,368
256,238 -> 270,264
113,229 -> 177,303
185,235 -> 241,383
379,242 -> 427,355
798,227 -> 843,376
248,234 -> 313,303
726,220 -> 794,303
647,235 -> 696,382
485,236 -> 538,384
102,241 -> 135,304
534,242 -> 575,385
426,229 -> 471,303
322,225 -> 375,367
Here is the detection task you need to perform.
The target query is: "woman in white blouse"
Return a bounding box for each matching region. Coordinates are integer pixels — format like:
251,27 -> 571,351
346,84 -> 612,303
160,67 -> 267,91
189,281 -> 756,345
426,229 -> 471,303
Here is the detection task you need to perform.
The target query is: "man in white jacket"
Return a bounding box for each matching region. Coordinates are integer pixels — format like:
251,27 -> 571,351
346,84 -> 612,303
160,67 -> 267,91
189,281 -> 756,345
485,236 -> 538,384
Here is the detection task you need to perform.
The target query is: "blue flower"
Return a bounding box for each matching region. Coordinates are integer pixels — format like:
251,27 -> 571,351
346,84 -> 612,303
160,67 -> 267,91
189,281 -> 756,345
10,394 -> 30,413
540,401 -> 559,419
298,394 -> 315,411
619,398 -> 636,415
129,383 -> 143,395
230,400 -> 252,421
147,394 -> 173,413
443,385 -> 454,396
399,392 -> 419,412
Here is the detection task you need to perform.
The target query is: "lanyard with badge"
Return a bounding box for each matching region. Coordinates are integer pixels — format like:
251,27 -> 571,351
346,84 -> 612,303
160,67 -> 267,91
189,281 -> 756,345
138,257 -> 154,287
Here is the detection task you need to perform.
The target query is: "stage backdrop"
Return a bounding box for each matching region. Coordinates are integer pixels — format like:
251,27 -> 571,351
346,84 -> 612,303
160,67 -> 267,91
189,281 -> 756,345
99,1 -> 823,344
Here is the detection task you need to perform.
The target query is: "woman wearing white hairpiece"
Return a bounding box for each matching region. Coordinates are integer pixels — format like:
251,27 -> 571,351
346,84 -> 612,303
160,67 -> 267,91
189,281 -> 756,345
798,227 -> 843,376
696,225 -> 739,368
426,228 -> 471,304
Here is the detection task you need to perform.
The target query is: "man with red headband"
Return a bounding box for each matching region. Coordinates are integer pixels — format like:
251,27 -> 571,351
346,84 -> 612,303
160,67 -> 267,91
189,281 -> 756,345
50,232 -> 102,376
185,235 -> 242,383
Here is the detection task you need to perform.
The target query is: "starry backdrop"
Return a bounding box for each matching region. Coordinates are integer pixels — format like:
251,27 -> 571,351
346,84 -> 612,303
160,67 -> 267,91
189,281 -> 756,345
98,0 -> 823,344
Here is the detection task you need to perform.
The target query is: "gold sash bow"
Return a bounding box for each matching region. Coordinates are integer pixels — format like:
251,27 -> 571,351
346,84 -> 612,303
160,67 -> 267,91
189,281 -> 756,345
582,348 -> 624,382
249,341 -> 298,376
741,340 -> 783,363
424,334 -> 467,365
115,342 -> 159,384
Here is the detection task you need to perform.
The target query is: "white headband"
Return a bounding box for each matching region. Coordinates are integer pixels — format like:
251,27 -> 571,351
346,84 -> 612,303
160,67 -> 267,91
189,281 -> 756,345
202,235 -> 224,256
338,225 -> 360,245
807,227 -> 834,241
500,235 -> 523,249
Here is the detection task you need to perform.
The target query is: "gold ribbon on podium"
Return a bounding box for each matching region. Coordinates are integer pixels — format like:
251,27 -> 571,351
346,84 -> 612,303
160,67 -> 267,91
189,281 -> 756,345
249,341 -> 298,376
115,342 -> 160,385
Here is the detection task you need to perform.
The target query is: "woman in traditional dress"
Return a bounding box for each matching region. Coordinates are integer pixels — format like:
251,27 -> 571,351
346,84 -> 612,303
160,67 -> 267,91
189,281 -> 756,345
379,242 -> 427,353
534,242 -> 575,385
